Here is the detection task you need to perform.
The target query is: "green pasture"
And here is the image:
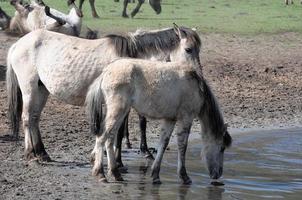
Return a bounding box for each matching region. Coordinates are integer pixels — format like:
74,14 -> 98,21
1,0 -> 302,34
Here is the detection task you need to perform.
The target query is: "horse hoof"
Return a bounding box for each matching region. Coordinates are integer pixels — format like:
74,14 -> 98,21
115,176 -> 124,182
122,13 -> 129,18
152,178 -> 162,185
92,13 -> 100,18
181,178 -> 192,185
144,153 -> 154,160
39,154 -> 52,162
118,165 -> 128,174
98,176 -> 108,183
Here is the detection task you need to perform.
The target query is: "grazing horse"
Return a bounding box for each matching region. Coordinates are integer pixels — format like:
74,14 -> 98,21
7,0 -> 82,36
86,28 -> 232,184
78,0 -> 161,18
6,25 -> 200,163
285,0 -> 302,4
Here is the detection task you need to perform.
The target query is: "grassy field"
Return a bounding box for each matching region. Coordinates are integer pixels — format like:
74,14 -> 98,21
1,0 -> 302,34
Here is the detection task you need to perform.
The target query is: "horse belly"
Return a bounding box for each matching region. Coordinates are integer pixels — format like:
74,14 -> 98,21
132,84 -> 181,119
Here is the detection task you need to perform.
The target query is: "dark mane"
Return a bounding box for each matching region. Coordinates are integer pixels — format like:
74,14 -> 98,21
191,72 -> 226,139
132,28 -> 179,56
105,34 -> 138,57
105,27 -> 201,58
202,79 -> 225,138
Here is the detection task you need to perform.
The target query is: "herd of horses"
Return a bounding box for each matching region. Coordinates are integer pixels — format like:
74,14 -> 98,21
2,0 -> 233,184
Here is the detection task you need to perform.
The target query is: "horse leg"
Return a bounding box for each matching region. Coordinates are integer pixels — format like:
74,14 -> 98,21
79,0 -> 85,11
92,100 -> 129,182
89,0 -> 99,18
44,6 -> 66,25
114,114 -> 129,172
151,119 -> 175,184
131,0 -> 144,18
139,115 -> 154,159
91,135 -> 106,182
176,120 -> 192,185
123,115 -> 131,148
21,83 -> 50,161
122,0 -> 129,18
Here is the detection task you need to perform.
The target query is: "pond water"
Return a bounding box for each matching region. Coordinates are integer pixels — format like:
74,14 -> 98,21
91,127 -> 302,200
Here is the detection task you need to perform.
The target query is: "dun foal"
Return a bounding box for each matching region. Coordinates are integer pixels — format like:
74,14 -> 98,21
86,27 -> 232,184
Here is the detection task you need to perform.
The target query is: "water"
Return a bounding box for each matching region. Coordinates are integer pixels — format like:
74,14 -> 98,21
88,128 -> 302,199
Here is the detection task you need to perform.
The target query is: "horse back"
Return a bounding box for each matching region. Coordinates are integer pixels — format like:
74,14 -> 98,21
102,59 -> 202,119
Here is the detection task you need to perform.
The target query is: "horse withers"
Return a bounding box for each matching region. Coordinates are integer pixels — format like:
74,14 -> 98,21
86,26 -> 232,184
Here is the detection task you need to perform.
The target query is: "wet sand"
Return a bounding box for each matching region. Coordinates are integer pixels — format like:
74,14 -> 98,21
1,128 -> 301,199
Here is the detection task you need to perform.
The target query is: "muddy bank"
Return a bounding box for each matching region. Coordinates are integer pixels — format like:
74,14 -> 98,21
0,31 -> 302,199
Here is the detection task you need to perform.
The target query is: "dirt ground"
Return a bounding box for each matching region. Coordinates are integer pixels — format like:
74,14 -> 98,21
0,31 -> 301,199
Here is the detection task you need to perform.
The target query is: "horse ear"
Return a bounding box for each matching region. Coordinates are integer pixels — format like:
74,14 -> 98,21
173,23 -> 184,39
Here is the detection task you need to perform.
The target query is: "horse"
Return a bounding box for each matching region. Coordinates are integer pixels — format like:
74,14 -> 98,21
78,0 -> 161,18
103,27 -> 202,170
6,0 -> 82,36
85,28 -> 232,184
285,0 -> 302,4
6,25 -> 201,164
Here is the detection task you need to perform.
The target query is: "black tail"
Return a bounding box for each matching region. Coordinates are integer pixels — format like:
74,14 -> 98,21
6,54 -> 23,140
85,77 -> 103,135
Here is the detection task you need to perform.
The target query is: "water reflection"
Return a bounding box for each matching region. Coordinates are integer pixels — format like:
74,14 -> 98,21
90,128 -> 302,200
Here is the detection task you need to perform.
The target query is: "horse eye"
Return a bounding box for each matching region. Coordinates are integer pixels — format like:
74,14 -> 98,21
185,48 -> 193,54
220,146 -> 225,153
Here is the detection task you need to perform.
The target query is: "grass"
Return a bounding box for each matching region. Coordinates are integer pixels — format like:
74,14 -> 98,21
1,0 -> 302,34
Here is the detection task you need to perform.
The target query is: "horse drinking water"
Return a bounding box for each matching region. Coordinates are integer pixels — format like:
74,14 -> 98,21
6,25 -> 201,163
86,26 -> 232,184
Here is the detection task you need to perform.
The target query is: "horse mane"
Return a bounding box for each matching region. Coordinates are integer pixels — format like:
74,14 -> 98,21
105,34 -> 138,57
105,26 -> 201,58
191,71 -> 230,146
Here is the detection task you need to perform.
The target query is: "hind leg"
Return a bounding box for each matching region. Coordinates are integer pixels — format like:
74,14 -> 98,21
151,119 -> 175,184
92,99 -> 130,182
21,83 -> 50,161
89,0 -> 99,18
131,0 -> 144,18
139,115 -> 154,159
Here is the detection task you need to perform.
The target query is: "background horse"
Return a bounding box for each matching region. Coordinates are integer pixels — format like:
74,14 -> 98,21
6,0 -> 82,36
6,25 -> 200,163
78,0 -> 161,18
285,0 -> 302,5
86,28 -> 232,184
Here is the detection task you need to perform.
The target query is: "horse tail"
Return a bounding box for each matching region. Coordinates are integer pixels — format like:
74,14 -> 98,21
85,77 -> 104,135
6,44 -> 23,140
